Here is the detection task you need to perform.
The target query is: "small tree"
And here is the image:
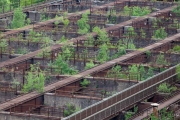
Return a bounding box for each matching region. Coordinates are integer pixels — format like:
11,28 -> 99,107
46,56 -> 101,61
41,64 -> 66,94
85,60 -> 96,70
80,79 -> 91,87
97,44 -> 109,63
77,12 -> 90,35
152,27 -> 167,40
64,103 -> 81,117
11,8 -> 26,29
52,54 -> 78,75
22,64 -> 46,93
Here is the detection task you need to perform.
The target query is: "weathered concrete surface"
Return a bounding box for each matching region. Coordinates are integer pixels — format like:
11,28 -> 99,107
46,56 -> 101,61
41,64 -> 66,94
44,94 -> 100,109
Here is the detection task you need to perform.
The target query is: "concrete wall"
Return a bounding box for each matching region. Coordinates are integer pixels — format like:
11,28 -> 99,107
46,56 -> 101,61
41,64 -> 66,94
44,94 -> 100,109
0,112 -> 46,120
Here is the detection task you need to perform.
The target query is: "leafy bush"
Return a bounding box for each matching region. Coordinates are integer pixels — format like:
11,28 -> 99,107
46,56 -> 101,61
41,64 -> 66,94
64,103 -> 81,117
22,64 -> 46,93
171,45 -> 180,53
51,54 -> 78,75
97,44 -> 109,63
156,53 -> 169,65
125,27 -> 137,38
85,60 -> 96,70
123,6 -> 151,16
172,2 -> 180,16
157,83 -> 177,93
77,12 -> 90,35
80,79 -> 91,87
152,27 -> 167,40
11,8 -> 26,29
93,26 -> 110,43
176,64 -> 180,80
0,39 -> 8,52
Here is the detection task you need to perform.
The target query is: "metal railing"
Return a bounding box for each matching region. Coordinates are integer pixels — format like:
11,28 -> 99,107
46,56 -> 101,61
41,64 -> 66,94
63,64 -> 178,120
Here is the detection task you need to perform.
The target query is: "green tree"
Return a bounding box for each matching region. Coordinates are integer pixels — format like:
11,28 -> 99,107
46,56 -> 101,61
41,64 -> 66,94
11,8 -> 26,29
22,64 -> 46,93
97,44 -> 109,63
77,12 -> 90,35
64,103 -> 81,117
52,54 -> 78,75
85,60 -> 96,70
0,0 -> 10,6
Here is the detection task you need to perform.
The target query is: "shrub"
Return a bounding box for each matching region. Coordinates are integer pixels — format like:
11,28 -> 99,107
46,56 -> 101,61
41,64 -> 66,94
123,6 -> 151,16
80,79 -> 91,87
11,8 -> 26,29
22,64 -> 46,93
85,60 -> 96,70
152,27 -> 167,40
64,103 -> 81,117
157,83 -> 177,93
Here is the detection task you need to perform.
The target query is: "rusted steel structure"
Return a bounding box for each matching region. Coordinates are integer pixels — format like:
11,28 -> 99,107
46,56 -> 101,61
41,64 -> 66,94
0,1 -> 179,120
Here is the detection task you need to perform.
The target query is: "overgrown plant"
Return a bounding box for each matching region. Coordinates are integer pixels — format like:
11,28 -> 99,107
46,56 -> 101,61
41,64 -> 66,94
11,8 -> 26,29
22,64 -> 46,93
64,103 -> 81,117
85,60 -> 96,70
0,39 -> 8,52
93,26 -> 110,43
157,82 -> 177,93
123,6 -> 151,16
125,27 -> 137,38
156,53 -> 169,66
97,44 -> 109,63
51,54 -> 78,75
80,79 -> 91,87
77,12 -> 90,35
152,27 -> 167,40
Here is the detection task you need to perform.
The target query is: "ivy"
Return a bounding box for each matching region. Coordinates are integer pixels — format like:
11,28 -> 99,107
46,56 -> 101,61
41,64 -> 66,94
22,64 -> 46,93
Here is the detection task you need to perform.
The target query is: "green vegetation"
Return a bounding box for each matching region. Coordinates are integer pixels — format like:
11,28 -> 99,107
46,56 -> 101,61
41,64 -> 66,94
111,43 -> 126,59
152,27 -> 167,40
123,6 -> 151,16
77,12 -> 90,35
85,60 -> 96,70
176,64 -> 180,80
64,103 -> 81,117
171,45 -> 180,53
107,65 -> 154,81
157,82 -> 177,93
93,26 -> 110,43
97,44 -> 109,63
144,108 -> 174,120
84,34 -> 94,46
80,79 -> 91,87
50,54 -> 78,75
11,8 -> 26,29
172,2 -> 180,16
17,47 -> 29,54
156,53 -> 169,66
125,27 -> 137,38
0,39 -> 8,52
22,64 -> 46,93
